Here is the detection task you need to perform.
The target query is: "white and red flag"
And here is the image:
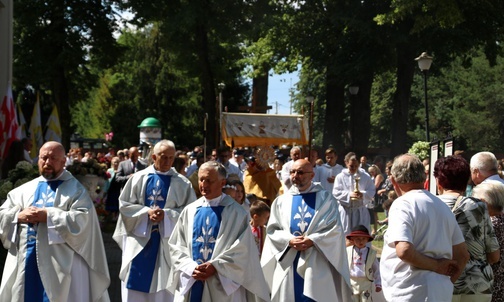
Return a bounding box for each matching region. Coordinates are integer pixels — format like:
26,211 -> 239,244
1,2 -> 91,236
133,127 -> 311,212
0,84 -> 20,159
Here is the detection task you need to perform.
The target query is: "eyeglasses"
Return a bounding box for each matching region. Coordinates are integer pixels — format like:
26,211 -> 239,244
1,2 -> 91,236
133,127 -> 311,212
289,170 -> 313,175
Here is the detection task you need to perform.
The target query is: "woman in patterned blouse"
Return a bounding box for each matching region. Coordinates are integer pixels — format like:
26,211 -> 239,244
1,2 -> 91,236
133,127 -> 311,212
434,156 -> 500,302
473,182 -> 504,302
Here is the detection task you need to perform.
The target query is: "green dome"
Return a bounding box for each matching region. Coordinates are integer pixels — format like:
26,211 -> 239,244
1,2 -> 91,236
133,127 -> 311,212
138,117 -> 161,128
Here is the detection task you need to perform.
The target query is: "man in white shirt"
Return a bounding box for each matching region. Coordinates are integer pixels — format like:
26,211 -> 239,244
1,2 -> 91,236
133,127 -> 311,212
229,149 -> 247,172
217,146 -> 243,181
315,147 -> 343,192
470,151 -> 504,185
380,154 -> 469,302
280,146 -> 303,192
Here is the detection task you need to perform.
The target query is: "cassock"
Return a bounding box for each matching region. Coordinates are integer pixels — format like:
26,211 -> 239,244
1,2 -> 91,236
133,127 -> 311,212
113,165 -> 196,301
261,183 -> 352,302
314,163 -> 344,192
167,194 -> 270,302
0,171 -> 110,302
333,169 -> 375,235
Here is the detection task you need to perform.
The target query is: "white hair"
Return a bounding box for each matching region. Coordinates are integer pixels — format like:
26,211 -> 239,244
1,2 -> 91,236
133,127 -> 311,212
153,140 -> 176,155
472,182 -> 504,214
470,152 -> 498,175
290,146 -> 301,155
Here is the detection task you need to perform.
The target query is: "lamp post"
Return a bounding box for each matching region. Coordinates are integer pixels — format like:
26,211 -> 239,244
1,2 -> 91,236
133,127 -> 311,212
349,86 -> 359,96
217,82 -> 225,146
415,52 -> 433,142
307,96 -> 314,156
349,85 -> 359,150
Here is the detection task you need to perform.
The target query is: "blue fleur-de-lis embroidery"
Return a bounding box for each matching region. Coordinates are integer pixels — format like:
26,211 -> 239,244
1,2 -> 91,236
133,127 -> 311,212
34,186 -> 56,208
195,216 -> 217,263
293,201 -> 312,236
147,179 -> 165,207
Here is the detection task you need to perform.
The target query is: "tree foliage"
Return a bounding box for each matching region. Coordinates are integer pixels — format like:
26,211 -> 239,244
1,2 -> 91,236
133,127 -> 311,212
11,0 -> 504,156
13,0 -> 120,147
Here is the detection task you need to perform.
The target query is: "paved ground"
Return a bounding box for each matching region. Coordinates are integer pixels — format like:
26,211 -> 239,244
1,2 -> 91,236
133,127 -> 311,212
102,222 -> 122,301
0,221 -> 387,302
101,220 -> 387,302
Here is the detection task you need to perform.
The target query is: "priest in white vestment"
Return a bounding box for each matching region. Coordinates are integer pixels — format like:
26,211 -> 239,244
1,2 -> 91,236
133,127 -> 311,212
333,152 -> 375,236
0,141 -> 110,302
113,140 -> 196,301
261,159 -> 352,302
167,161 -> 270,302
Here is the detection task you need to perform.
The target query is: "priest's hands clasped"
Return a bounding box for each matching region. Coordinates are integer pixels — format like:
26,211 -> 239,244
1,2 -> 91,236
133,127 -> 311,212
289,236 -> 314,251
192,262 -> 216,281
18,206 -> 47,224
148,206 -> 164,223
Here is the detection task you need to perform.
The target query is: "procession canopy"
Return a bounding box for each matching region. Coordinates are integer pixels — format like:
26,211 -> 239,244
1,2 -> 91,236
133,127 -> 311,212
222,112 -> 309,147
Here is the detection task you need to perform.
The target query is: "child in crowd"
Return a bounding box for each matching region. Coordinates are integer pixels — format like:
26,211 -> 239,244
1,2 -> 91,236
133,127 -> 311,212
346,225 -> 381,301
378,190 -> 397,225
249,200 -> 270,257
222,181 -> 237,200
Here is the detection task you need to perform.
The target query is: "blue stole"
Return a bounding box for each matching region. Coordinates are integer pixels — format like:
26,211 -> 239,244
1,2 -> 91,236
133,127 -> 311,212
25,180 -> 63,302
290,192 -> 316,302
190,205 -> 225,302
126,173 -> 170,293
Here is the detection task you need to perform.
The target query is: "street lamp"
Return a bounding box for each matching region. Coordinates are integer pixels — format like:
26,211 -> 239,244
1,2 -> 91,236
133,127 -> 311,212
217,82 -> 225,146
415,52 -> 433,142
349,85 -> 359,96
306,96 -> 314,156
349,85 -> 359,150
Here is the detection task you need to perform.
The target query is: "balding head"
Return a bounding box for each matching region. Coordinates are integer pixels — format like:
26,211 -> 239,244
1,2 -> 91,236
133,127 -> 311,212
38,141 -> 66,179
290,159 -> 314,191
129,146 -> 139,162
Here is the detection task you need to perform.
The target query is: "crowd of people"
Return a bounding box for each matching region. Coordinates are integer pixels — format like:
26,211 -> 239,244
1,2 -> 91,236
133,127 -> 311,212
1,139 -> 504,301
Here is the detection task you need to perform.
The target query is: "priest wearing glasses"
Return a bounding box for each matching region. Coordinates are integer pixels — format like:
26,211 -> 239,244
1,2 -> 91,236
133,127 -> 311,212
261,159 -> 352,301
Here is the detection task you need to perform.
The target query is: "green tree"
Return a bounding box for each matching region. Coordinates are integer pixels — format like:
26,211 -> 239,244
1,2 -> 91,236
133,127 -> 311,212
14,0 -> 120,148
375,0 -> 504,156
100,26 -> 204,148
117,0 -> 253,148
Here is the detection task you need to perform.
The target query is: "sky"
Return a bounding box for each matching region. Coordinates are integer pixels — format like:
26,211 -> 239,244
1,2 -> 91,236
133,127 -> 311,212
266,71 -> 300,115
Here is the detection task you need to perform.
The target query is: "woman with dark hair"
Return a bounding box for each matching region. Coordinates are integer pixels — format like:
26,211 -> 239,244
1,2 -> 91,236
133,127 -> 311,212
434,155 -> 499,301
434,156 -> 472,209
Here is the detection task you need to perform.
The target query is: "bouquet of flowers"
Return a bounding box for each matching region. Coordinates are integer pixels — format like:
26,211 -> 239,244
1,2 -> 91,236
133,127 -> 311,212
0,161 -> 39,200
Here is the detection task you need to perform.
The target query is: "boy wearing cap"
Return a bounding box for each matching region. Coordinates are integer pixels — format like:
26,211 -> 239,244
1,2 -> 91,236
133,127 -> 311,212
346,225 -> 382,301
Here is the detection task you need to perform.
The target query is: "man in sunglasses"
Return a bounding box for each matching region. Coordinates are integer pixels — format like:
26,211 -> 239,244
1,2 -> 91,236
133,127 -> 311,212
261,159 -> 352,302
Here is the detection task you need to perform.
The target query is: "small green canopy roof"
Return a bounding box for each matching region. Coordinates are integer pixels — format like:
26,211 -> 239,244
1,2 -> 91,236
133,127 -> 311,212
138,117 -> 161,128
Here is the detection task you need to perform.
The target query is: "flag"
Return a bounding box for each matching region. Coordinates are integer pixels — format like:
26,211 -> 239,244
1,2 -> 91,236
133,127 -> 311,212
29,95 -> 43,158
44,104 -> 62,143
17,103 -> 27,139
0,84 -> 20,159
